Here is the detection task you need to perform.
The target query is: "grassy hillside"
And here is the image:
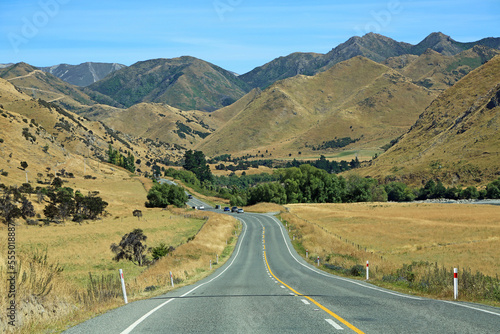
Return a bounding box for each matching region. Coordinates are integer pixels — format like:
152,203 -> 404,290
85,56 -> 251,111
0,77 -> 183,181
96,102 -> 222,150
359,55 -> 500,185
385,46 -> 500,92
0,63 -> 97,112
197,56 -> 437,159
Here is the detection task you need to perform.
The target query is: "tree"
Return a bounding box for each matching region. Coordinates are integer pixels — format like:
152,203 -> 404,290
385,182 -> 416,202
133,209 -> 143,220
51,177 -> 63,189
183,150 -> 213,183
486,178 -> 500,199
20,161 -> 28,170
0,188 -> 22,224
110,229 -> 149,266
145,183 -> 188,208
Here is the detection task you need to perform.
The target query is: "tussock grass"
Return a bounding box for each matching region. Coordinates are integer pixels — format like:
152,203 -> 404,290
281,202 -> 500,304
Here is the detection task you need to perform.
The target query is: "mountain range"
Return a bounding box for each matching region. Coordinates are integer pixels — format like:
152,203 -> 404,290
1,32 -> 499,185
22,32 -> 500,113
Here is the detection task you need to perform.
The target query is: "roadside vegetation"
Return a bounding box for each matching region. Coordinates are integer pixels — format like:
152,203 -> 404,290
277,202 -> 500,305
164,150 -> 500,207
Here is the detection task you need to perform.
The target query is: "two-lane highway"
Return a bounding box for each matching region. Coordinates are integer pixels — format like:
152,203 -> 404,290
65,204 -> 500,333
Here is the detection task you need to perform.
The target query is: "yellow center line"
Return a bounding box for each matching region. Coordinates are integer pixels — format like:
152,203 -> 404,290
263,239 -> 364,333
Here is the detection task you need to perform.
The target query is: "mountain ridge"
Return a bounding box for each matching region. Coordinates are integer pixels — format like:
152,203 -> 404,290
39,62 -> 126,87
84,56 -> 251,112
239,32 -> 500,90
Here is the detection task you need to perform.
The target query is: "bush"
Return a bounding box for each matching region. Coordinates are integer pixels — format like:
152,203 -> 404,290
349,264 -> 365,277
145,183 -> 188,208
151,243 -> 175,261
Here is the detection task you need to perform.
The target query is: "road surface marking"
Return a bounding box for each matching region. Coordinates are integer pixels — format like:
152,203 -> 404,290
441,300 -> 500,317
301,299 -> 310,305
264,251 -> 364,334
265,215 -> 422,301
326,319 -> 344,330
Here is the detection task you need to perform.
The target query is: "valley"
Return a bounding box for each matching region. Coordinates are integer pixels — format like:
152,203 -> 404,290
1,31 -> 500,333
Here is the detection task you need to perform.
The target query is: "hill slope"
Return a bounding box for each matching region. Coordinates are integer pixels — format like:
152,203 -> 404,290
85,56 -> 251,111
196,56 -> 436,158
39,62 -> 126,87
95,102 -> 222,150
0,77 -> 184,178
384,46 -> 500,92
0,62 -> 98,111
359,55 -> 500,185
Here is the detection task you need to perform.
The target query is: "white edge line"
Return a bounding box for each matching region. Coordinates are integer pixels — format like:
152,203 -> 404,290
440,300 -> 500,317
120,218 -> 248,334
325,318 -> 344,330
261,214 -> 500,317
262,215 -> 423,301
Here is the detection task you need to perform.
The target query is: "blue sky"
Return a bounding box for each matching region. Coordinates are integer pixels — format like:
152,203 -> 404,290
1,0 -> 499,74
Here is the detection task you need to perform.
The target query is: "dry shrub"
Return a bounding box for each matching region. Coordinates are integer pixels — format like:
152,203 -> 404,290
0,248 -> 77,333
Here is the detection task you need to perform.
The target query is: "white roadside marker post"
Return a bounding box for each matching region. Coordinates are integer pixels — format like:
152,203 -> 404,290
317,256 -> 320,266
119,269 -> 128,304
169,271 -> 174,288
306,249 -> 308,259
366,261 -> 369,280
454,268 -> 458,300
210,260 -> 212,270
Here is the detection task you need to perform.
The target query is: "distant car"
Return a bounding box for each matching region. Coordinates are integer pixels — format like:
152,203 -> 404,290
198,206 -> 205,210
237,208 -> 244,213
231,206 -> 238,212
187,194 -> 193,199
215,205 -> 221,209
224,207 -> 230,212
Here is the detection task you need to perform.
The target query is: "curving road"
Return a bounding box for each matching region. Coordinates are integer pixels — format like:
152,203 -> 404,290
64,200 -> 500,333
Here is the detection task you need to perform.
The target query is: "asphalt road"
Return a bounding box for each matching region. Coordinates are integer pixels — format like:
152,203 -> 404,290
64,200 -> 500,333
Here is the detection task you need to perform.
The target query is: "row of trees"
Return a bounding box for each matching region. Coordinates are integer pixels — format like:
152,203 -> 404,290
161,150 -> 500,208
0,177 -> 108,225
285,155 -> 360,174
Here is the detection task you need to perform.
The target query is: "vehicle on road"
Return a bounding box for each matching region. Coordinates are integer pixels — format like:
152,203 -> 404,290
237,208 -> 244,213
188,194 -> 193,199
224,207 -> 230,211
231,206 -> 238,212
198,206 -> 205,210
215,205 -> 221,209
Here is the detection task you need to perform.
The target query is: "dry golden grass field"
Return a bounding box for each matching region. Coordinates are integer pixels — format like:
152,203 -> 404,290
281,202 -> 500,278
0,208 -> 239,333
